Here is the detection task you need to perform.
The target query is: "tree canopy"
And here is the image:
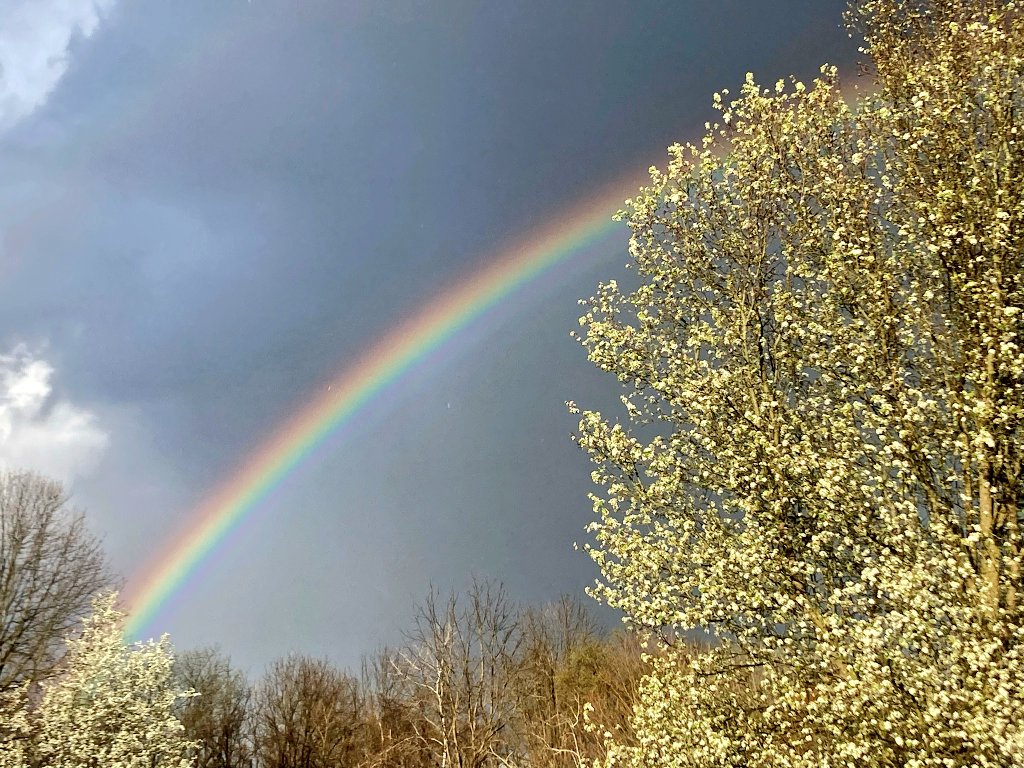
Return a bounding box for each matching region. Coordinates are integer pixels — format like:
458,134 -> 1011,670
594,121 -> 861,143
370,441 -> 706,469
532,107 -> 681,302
573,0 -> 1024,764
0,595 -> 194,768
0,471 -> 112,692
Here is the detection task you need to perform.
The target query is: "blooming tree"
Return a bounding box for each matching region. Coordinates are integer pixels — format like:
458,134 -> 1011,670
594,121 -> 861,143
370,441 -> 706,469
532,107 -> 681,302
573,1 -> 1024,765
0,594 -> 194,768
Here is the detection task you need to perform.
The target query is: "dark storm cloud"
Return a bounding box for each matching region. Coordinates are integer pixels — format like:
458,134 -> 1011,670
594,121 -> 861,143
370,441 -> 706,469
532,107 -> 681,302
0,0 -> 859,668
7,0 -> 858,406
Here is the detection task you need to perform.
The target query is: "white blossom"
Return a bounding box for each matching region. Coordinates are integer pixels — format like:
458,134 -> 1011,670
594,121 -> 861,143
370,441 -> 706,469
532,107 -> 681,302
574,1 -> 1024,765
0,594 -> 194,768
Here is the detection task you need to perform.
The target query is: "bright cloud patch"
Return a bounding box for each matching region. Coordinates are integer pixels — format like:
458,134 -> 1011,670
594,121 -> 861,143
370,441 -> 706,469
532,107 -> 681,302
0,345 -> 108,481
0,0 -> 117,130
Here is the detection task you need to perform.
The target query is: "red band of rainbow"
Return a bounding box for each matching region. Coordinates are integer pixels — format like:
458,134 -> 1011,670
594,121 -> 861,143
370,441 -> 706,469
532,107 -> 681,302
122,172 -> 641,639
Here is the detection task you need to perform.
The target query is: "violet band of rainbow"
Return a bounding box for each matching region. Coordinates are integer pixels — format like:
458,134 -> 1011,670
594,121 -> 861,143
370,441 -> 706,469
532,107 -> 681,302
121,172 -> 641,640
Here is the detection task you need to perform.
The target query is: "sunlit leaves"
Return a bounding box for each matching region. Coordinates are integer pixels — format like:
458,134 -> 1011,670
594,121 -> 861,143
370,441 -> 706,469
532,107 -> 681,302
0,595 -> 194,768
574,1 -> 1024,765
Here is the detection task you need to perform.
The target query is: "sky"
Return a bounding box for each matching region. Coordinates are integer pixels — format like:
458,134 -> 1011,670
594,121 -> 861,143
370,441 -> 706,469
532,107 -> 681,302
0,0 -> 860,675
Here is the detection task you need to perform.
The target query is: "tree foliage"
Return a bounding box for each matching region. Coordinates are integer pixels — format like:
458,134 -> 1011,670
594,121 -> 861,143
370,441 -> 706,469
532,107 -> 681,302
513,596 -> 646,768
573,0 -> 1024,764
0,594 -> 194,768
514,597 -> 601,768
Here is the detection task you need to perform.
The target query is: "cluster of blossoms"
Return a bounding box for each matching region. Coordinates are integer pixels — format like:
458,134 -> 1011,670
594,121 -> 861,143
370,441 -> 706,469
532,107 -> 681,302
0,596 -> 194,768
574,1 -> 1024,765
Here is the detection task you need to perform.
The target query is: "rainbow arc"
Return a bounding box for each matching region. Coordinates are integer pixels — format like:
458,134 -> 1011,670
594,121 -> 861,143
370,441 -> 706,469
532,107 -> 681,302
122,173 -> 640,639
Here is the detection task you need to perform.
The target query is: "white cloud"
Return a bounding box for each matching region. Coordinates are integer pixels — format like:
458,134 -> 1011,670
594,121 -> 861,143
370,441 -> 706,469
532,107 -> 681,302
0,0 -> 117,130
0,345 -> 108,481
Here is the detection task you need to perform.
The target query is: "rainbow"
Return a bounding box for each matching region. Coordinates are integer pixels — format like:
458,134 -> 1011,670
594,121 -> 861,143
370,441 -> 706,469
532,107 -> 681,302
122,172 -> 642,639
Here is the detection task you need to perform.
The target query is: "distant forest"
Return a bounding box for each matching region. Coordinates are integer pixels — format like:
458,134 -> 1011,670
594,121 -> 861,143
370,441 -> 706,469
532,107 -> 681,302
0,469 -> 644,766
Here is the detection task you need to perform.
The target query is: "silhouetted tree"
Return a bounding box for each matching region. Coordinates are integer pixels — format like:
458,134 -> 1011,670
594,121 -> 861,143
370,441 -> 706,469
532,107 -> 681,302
176,647 -> 253,768
255,654 -> 367,768
0,470 -> 112,692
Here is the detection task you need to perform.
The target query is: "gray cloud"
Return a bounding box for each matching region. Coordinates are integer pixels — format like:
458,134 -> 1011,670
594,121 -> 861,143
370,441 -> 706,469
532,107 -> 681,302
0,0 -> 117,131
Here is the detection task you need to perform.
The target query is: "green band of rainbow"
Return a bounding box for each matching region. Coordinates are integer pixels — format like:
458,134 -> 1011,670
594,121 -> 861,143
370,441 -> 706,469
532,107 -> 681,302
122,174 -> 640,639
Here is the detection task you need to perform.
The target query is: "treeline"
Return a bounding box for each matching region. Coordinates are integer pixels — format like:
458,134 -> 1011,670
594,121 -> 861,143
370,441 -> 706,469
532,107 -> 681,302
0,470 -> 650,767
175,583 -> 646,768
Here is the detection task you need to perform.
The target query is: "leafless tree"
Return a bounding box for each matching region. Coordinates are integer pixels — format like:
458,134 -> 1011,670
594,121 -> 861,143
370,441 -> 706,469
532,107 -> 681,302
569,631 -> 648,762
513,597 -> 600,768
359,647 -> 431,768
394,580 -> 524,768
255,654 -> 368,768
175,647 -> 254,768
0,470 -> 113,692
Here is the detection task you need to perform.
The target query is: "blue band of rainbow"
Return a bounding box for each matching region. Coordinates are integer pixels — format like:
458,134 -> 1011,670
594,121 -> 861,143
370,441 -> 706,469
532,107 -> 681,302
122,174 -> 637,639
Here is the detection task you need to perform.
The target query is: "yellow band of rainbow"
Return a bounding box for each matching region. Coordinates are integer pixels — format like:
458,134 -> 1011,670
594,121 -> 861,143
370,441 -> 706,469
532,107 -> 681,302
122,172 -> 640,639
